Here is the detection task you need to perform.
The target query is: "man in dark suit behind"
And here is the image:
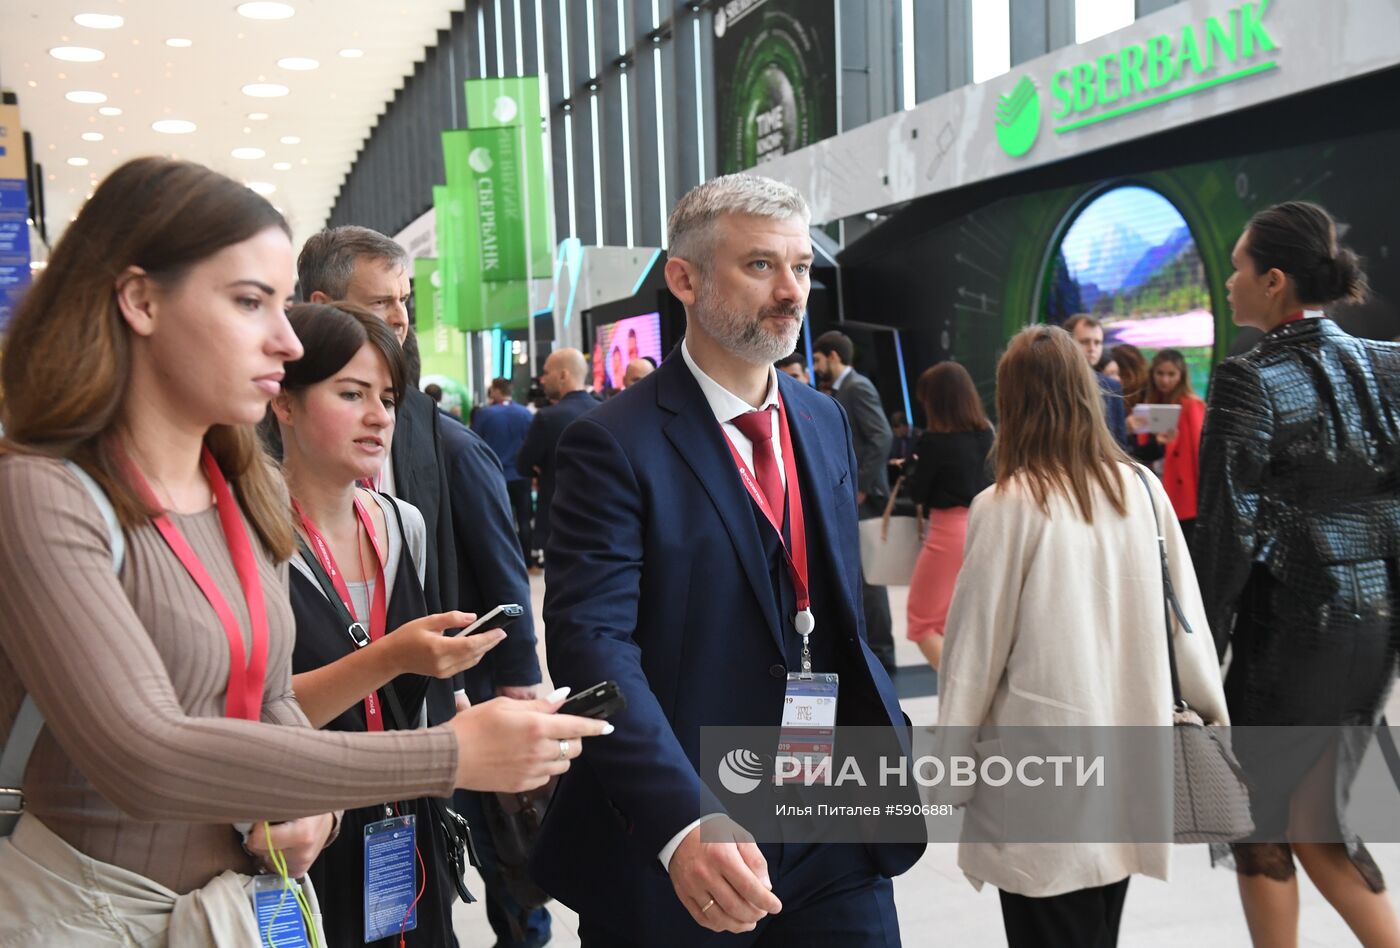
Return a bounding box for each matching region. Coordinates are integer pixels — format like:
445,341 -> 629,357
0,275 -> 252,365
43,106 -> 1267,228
532,174 -> 922,946
472,376 -> 536,564
516,348 -> 597,560
1065,315 -> 1129,446
812,331 -> 897,674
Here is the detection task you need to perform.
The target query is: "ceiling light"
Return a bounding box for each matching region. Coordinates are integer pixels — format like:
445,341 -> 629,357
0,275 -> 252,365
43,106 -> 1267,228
279,135 -> 300,145
272,161 -> 292,170
81,132 -> 104,142
236,2 -> 295,20
165,37 -> 193,48
232,147 -> 266,159
151,119 -> 197,134
338,48 -> 363,58
65,90 -> 108,104
247,111 -> 269,120
98,106 -> 121,116
50,47 -> 106,63
74,13 -> 124,29
246,181 -> 276,195
67,157 -> 90,167
242,83 -> 289,98
277,57 -> 318,70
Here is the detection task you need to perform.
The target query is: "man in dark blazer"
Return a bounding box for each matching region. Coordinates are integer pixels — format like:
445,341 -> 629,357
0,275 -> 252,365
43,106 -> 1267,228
1065,315 -> 1129,446
516,348 -> 598,559
812,331 -> 897,674
532,175 -> 922,946
472,377 -> 537,563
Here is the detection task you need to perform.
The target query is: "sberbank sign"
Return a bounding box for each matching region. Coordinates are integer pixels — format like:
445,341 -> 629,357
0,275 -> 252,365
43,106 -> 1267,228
995,0 -> 1279,158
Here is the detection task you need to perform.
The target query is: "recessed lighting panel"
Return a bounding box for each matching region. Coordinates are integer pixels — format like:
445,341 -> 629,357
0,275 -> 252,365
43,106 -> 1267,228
65,90 -> 108,104
81,132 -> 105,142
151,119 -> 197,134
338,48 -> 363,58
272,161 -> 292,170
236,2 -> 295,20
279,135 -> 300,145
165,37 -> 193,48
242,83 -> 289,98
232,147 -> 266,159
98,106 -> 122,116
247,111 -> 269,120
74,13 -> 124,29
246,181 -> 277,195
50,47 -> 106,63
277,57 -> 318,70
67,157 -> 90,166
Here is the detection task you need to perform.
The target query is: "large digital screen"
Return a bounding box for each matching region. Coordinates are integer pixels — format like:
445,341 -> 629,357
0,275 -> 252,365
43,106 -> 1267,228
592,312 -> 663,394
1046,185 -> 1214,395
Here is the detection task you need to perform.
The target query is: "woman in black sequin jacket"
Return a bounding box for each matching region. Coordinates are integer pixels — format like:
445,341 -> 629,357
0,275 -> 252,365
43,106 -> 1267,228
1194,201 -> 1400,947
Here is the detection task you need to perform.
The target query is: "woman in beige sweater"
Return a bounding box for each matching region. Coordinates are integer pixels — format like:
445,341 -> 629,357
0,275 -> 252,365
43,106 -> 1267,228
0,157 -> 608,946
936,325 -> 1228,947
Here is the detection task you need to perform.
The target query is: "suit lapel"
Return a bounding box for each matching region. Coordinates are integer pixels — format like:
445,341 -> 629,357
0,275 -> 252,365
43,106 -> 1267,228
781,377 -> 861,638
657,357 -> 785,655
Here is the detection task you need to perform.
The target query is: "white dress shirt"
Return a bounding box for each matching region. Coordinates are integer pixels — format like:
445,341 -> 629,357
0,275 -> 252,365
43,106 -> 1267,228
657,340 -> 786,871
829,364 -> 854,392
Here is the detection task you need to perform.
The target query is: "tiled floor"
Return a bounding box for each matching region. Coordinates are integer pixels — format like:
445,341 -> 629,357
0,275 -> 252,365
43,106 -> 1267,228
452,579 -> 1400,946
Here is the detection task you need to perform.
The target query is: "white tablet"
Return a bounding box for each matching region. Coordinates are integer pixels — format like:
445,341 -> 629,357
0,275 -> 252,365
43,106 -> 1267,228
1132,403 -> 1182,434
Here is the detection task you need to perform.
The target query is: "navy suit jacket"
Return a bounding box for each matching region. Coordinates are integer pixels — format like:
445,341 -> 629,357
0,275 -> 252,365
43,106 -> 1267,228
471,400 -> 533,482
1097,372 -> 1129,447
532,352 -> 922,941
516,390 -> 599,549
437,416 -> 541,694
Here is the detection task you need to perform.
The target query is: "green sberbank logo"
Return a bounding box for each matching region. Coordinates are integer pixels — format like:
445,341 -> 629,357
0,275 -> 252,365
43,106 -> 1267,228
995,0 -> 1279,158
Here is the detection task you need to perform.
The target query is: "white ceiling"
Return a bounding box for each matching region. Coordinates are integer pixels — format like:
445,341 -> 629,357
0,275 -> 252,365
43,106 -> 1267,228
2,0 -> 462,255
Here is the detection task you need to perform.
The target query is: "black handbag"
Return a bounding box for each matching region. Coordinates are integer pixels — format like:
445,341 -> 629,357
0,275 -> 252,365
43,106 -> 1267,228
295,530 -> 480,904
1132,467 -> 1255,844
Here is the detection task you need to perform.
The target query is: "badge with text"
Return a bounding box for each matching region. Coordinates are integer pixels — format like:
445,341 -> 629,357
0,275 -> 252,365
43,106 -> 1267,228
777,673 -> 839,784
249,874 -> 313,948
364,814 -> 418,942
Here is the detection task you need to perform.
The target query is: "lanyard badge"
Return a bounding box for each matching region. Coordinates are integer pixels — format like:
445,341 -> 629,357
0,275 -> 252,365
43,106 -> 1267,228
123,445 -> 270,721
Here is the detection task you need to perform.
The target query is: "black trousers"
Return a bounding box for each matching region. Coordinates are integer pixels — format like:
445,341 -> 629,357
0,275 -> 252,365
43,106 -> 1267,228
506,478 -> 533,564
857,497 -> 896,671
998,878 -> 1130,948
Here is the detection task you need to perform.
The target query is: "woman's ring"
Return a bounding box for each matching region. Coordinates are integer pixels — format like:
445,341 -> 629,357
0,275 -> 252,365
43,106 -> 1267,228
701,898 -> 716,914
558,739 -> 570,760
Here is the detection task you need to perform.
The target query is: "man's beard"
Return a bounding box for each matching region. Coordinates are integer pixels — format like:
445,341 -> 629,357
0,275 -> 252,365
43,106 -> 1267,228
692,290 -> 803,367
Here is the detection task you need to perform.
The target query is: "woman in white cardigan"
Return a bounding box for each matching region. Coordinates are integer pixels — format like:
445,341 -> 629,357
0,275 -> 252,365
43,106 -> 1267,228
936,325 -> 1228,947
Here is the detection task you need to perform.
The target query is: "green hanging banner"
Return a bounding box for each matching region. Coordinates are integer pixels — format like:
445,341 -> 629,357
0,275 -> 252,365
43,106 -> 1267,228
432,184 -> 464,330
464,75 -> 552,277
413,257 -> 441,334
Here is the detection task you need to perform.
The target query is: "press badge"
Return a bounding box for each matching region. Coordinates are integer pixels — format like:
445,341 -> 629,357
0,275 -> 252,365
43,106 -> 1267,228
364,814 -> 418,941
776,673 -> 839,784
250,875 -> 313,948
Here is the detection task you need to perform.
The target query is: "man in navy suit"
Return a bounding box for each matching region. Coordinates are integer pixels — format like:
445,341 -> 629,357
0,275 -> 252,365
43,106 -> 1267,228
533,175 -> 922,945
516,348 -> 598,561
1065,315 -> 1128,446
472,376 -> 536,563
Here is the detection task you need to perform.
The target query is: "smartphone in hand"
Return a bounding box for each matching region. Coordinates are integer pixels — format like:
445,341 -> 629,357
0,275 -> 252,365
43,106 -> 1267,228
452,603 -> 524,637
557,680 -> 627,720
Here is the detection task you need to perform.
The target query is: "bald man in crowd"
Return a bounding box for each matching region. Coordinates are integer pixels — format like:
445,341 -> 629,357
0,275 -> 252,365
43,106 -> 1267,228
517,348 -> 601,561
622,357 -> 656,389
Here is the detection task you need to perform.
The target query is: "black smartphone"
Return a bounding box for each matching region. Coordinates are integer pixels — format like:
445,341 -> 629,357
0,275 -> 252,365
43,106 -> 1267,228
557,680 -> 627,720
452,603 -> 524,637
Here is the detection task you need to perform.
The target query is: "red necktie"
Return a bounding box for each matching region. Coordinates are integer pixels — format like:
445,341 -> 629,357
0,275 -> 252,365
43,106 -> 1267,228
731,408 -> 785,525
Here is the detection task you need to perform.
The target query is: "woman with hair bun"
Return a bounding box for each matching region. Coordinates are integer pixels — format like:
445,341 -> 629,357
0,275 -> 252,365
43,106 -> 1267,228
1195,201 -> 1400,946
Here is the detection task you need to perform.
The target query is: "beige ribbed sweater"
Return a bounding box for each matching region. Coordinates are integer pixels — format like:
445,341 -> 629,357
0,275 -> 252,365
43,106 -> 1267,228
0,456 -> 457,894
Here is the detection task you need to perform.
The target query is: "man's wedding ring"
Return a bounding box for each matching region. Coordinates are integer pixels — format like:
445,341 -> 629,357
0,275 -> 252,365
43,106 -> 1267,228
558,739 -> 570,760
701,898 -> 716,914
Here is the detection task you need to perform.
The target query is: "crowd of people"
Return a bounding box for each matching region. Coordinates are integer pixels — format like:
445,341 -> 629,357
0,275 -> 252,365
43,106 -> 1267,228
0,157 -> 1396,948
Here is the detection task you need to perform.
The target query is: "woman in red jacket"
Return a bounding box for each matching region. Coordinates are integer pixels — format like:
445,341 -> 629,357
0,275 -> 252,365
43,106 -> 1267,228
1140,348 -> 1205,543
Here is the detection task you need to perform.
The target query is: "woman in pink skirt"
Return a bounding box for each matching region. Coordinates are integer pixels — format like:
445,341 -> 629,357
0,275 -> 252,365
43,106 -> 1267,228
905,362 -> 994,670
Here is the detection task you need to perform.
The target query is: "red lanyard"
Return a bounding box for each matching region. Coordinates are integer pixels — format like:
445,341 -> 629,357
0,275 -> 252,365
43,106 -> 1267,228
293,495 -> 390,731
723,396 -> 816,669
125,446 -> 270,721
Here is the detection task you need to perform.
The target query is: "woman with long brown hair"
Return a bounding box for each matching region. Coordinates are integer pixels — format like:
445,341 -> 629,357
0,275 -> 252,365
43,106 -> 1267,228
936,325 -> 1226,947
903,362 -> 993,671
1109,343 -> 1149,413
1139,348 -> 1205,542
0,157 -> 606,944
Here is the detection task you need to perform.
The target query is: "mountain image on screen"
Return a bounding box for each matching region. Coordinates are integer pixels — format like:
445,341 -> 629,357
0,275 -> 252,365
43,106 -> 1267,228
1045,185 -> 1215,394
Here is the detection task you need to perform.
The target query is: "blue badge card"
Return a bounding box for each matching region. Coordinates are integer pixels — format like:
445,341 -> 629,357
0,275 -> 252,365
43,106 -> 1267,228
364,814 -> 418,942
250,875 -> 313,948
777,673 -> 839,784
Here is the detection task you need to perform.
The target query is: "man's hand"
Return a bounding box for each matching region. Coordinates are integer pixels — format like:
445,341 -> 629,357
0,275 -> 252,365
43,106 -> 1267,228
497,685 -> 538,700
669,817 -> 782,934
856,490 -> 868,506
244,814 -> 336,878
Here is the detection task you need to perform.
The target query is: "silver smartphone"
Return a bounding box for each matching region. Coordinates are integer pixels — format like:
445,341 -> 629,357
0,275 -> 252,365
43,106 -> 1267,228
453,603 -> 525,637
